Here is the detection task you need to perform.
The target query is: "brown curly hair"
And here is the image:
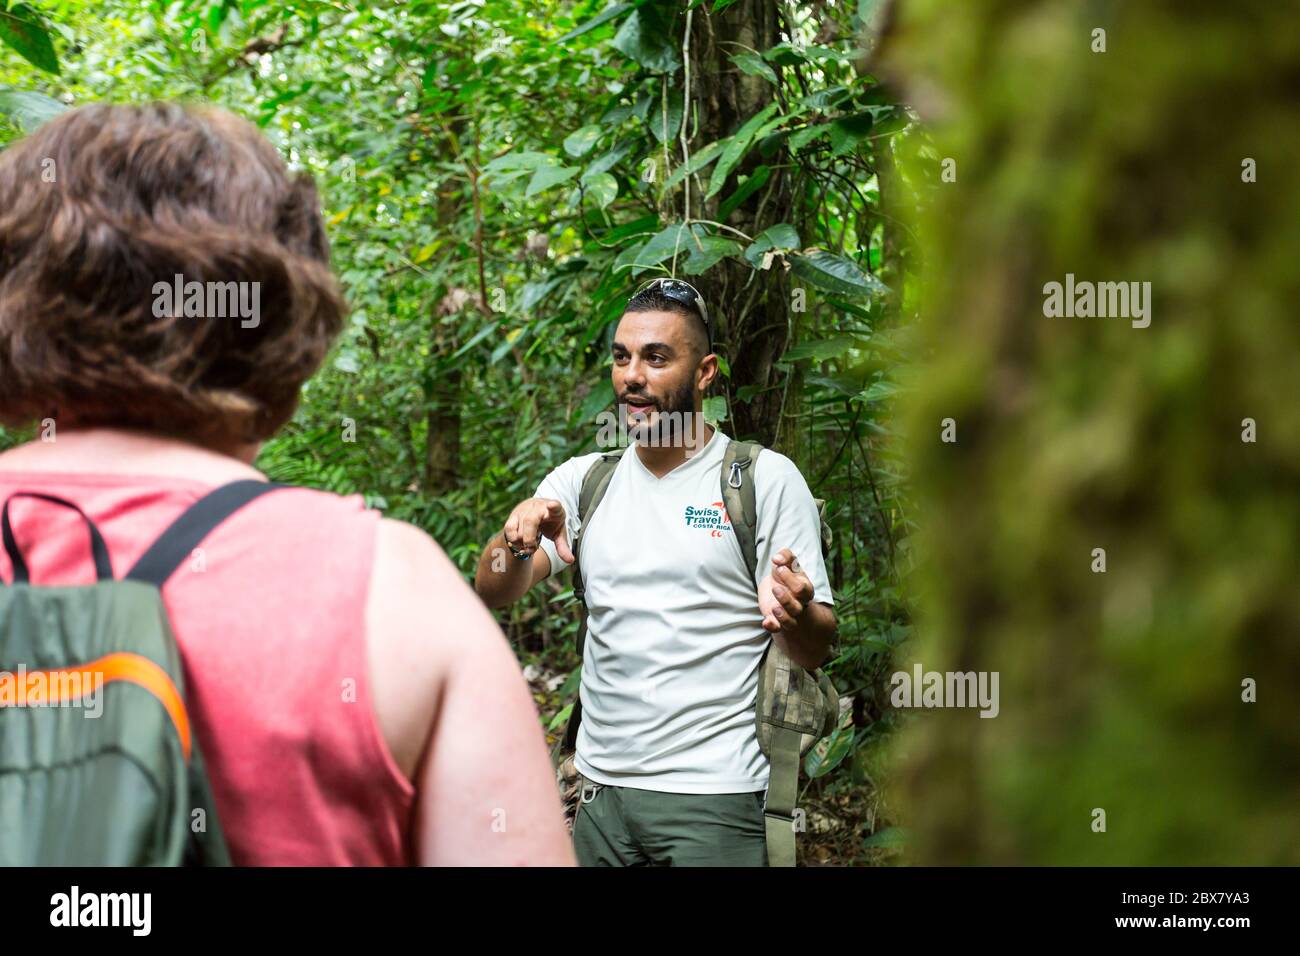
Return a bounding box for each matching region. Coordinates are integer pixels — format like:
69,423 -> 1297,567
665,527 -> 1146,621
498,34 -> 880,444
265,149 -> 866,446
0,102 -> 347,449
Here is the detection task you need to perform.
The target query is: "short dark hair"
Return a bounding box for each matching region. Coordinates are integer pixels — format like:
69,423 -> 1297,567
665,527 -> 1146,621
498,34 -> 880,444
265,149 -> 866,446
0,102 -> 346,449
623,287 -> 711,359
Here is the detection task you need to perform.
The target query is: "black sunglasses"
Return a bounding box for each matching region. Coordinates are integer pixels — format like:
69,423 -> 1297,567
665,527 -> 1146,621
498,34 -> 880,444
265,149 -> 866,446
634,277 -> 712,352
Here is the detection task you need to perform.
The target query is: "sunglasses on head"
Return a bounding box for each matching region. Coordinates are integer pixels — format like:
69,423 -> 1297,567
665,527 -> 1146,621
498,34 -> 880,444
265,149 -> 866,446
634,277 -> 712,353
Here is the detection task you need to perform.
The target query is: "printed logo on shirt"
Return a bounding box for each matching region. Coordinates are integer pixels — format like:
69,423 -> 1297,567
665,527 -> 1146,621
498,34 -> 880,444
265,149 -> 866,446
684,502 -> 733,538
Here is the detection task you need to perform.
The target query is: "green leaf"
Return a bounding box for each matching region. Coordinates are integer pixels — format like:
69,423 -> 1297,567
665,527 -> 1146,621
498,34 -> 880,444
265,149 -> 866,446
582,172 -> 618,209
730,52 -> 777,84
782,334 -> 858,363
762,42 -> 807,66
702,395 -> 729,425
682,236 -> 741,275
613,6 -> 680,73
450,322 -> 501,359
706,102 -> 781,198
0,88 -> 66,131
612,238 -> 650,275
789,249 -> 890,297
862,825 -> 909,849
758,223 -> 799,249
563,124 -> 603,157
584,138 -> 639,177
634,222 -> 697,273
805,725 -> 853,778
598,214 -> 659,244
788,123 -> 829,151
557,2 -> 639,43
558,666 -> 582,698
718,164 -> 770,221
743,223 -> 799,267
648,92 -> 682,144
857,379 -> 898,403
829,113 -> 873,156
0,4 -> 59,75
483,150 -> 555,174
526,164 -> 581,197
716,355 -> 731,378
599,102 -> 635,126
547,702 -> 574,731
577,379 -> 615,422
662,138 -> 726,191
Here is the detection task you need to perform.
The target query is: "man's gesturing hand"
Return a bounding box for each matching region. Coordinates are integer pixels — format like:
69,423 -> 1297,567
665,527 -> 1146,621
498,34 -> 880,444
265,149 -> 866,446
503,498 -> 574,564
758,548 -> 815,633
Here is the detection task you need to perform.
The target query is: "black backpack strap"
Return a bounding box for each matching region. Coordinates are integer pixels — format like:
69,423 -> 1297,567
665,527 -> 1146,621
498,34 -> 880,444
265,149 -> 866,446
1,492 -> 114,584
125,479 -> 287,588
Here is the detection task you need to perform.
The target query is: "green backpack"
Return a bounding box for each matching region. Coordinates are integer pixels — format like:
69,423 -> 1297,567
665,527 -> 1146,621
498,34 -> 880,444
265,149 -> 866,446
558,439 -> 840,867
0,480 -> 283,865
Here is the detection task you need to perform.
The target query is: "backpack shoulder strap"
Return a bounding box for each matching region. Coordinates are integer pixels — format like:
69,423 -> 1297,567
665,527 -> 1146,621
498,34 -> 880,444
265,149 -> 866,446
577,449 -> 625,526
573,449 -> 625,597
125,479 -> 287,588
720,440 -> 763,588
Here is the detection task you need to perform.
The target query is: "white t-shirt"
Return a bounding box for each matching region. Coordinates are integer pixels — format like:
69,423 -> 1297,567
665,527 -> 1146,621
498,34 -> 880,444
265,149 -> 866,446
535,430 -> 833,794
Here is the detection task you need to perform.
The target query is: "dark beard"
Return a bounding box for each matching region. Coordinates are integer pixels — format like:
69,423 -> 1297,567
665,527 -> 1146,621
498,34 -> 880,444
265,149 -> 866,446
626,378 -> 700,448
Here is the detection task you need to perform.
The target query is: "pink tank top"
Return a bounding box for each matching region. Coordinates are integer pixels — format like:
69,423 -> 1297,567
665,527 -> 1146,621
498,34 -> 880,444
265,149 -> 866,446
0,471 -> 415,866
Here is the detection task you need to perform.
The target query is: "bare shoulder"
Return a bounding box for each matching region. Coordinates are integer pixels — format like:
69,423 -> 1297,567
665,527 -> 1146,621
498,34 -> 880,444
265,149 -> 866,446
365,517 -> 497,780
367,518 -> 575,864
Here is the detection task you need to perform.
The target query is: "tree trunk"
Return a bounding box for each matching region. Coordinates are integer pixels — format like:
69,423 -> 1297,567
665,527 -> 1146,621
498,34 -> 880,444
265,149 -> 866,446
688,0 -> 798,449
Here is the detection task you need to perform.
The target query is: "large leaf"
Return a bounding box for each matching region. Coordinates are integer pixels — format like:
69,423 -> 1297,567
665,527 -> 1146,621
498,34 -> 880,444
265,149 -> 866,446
483,150 -> 556,174
556,2 -> 641,43
0,89 -> 66,131
788,123 -> 829,151
790,249 -> 890,296
661,138 -> 726,191
526,163 -> 580,197
718,164 -> 770,220
0,4 -> 59,75
584,137 -> 638,177
805,725 -> 854,778
706,102 -> 780,198
563,124 -> 603,157
577,379 -> 615,423
702,395 -> 728,425
782,334 -> 860,363
581,172 -> 618,208
730,52 -> 777,84
612,5 -> 680,73
648,91 -> 682,143
682,236 -> 741,275
634,222 -> 699,273
743,222 -> 799,267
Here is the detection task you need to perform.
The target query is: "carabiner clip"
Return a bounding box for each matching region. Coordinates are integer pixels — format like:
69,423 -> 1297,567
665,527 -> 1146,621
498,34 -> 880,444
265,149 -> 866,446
728,461 -> 743,488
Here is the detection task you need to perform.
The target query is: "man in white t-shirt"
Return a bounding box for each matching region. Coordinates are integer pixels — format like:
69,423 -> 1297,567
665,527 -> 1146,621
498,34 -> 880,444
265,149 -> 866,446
474,279 -> 837,866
